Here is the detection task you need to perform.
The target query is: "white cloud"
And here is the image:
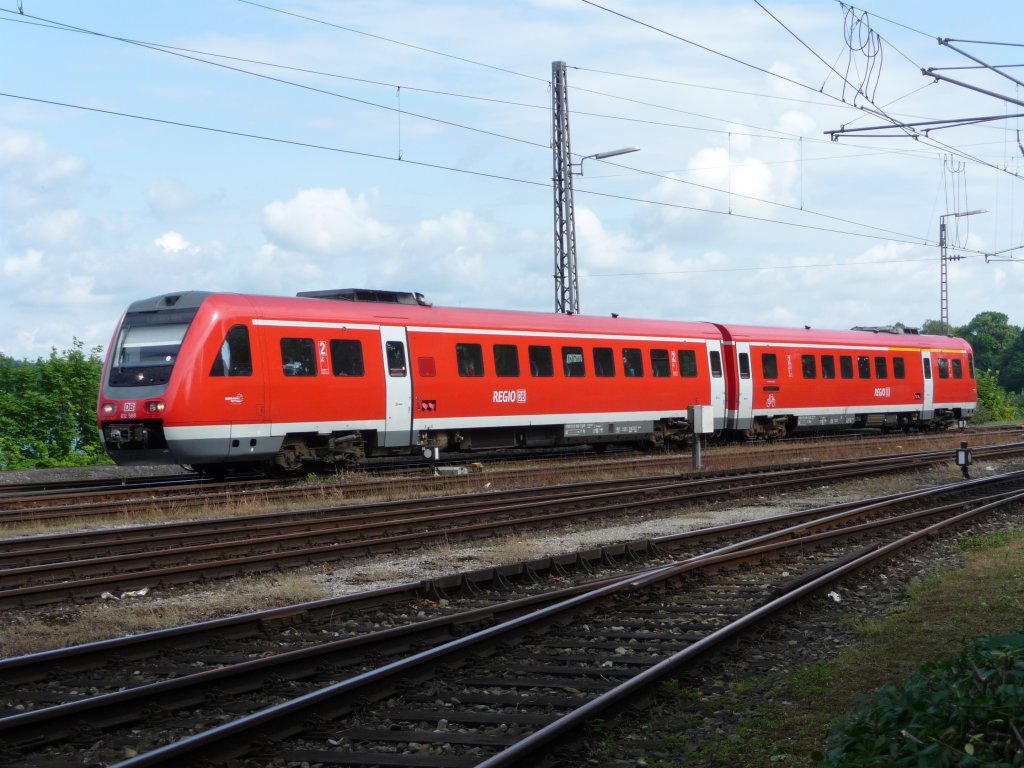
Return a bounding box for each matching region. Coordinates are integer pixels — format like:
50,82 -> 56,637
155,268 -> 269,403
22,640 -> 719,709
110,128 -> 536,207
154,231 -> 195,254
262,188 -> 390,256
3,248 -> 44,279
13,209 -> 89,250
147,180 -> 196,218
0,129 -> 88,190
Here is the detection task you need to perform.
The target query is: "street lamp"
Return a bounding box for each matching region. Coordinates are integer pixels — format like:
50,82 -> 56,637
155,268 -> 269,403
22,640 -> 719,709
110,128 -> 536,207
575,146 -> 640,176
552,145 -> 640,315
939,209 -> 985,333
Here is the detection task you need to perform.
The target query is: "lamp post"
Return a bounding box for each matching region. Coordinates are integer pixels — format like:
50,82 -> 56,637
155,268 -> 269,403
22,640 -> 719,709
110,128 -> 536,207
552,61 -> 641,315
551,141 -> 639,315
939,209 -> 985,333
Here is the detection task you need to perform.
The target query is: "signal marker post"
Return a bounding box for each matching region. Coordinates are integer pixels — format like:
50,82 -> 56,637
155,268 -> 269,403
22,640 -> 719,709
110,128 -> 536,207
689,405 -> 714,471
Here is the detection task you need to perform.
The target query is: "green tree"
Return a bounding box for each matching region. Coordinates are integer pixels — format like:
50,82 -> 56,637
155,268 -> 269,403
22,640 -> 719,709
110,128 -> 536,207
0,340 -> 107,470
973,369 -> 1021,423
958,311 -> 1020,373
919,318 -> 953,336
998,331 -> 1024,394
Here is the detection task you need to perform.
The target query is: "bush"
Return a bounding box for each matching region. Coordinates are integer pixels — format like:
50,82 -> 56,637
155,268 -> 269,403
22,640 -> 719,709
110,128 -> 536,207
0,340 -> 109,470
815,634 -> 1024,767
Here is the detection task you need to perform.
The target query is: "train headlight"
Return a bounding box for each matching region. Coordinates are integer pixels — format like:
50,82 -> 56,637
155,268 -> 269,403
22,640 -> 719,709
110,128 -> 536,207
145,401 -> 166,413
102,403 -> 116,415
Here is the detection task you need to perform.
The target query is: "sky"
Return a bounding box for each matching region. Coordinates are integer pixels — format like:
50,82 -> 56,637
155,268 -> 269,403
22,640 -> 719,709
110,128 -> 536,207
1,0 -> 1023,360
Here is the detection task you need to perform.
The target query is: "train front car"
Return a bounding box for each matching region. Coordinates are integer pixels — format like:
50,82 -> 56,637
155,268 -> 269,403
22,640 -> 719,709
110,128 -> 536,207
97,291 -> 271,472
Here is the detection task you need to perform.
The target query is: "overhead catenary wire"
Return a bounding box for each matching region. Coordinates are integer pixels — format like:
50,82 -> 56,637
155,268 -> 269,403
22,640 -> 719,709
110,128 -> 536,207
2,1 -> 1017,275
1,90 -> 983,258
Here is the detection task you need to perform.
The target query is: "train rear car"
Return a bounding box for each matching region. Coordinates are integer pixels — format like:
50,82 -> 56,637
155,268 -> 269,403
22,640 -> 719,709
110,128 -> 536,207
713,323 -> 976,438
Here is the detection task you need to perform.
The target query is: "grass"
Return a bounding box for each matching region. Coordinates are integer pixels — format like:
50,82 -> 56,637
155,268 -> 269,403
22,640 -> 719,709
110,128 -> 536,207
595,525 -> 1024,767
0,573 -> 327,659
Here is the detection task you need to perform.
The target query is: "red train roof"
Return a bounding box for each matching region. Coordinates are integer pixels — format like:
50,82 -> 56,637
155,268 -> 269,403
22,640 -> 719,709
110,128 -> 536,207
714,323 -> 972,351
203,292 -> 725,340
176,291 -> 971,351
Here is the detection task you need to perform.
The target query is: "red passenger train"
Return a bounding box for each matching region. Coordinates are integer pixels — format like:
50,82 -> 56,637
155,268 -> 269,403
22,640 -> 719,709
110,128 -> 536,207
97,289 -> 977,474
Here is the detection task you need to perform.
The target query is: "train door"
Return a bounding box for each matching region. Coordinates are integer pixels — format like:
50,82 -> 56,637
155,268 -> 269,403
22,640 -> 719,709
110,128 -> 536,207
707,340 -> 727,430
733,341 -> 754,430
920,350 -> 934,420
379,326 -> 413,448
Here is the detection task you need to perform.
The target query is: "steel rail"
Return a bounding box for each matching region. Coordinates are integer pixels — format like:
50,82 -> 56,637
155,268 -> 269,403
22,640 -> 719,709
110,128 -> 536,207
41,482 -> 1024,766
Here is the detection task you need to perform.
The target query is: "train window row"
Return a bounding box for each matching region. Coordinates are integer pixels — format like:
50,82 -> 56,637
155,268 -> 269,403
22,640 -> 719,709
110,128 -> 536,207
212,329 -> 977,386
452,342 -> 704,380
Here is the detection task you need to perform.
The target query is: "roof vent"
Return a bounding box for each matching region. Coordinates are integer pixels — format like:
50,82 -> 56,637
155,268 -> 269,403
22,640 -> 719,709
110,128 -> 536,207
851,325 -> 919,335
297,288 -> 431,306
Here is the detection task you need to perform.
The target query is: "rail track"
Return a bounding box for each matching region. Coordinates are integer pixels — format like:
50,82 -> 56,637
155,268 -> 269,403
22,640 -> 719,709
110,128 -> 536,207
2,426 -> 1020,526
3,443 -> 1023,609
2,469 -> 1022,766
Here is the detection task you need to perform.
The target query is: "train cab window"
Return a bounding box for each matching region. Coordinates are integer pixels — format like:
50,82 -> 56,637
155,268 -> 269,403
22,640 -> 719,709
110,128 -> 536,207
210,325 -> 252,377
528,345 -> 554,377
840,355 -> 854,379
761,353 -> 778,379
924,358 -> 932,379
937,358 -> 950,379
968,354 -> 975,378
709,350 -> 723,378
857,356 -> 871,379
651,349 -> 670,378
330,339 -> 365,377
562,346 -> 586,377
952,359 -> 963,378
281,338 -> 316,377
456,343 -> 484,377
821,355 -> 836,380
874,357 -> 888,379
493,344 -> 520,377
679,349 -> 698,378
418,357 -> 436,377
623,348 -> 644,377
801,354 -> 817,379
893,357 -> 906,380
737,352 -> 751,380
386,341 -> 407,377
593,347 -> 616,377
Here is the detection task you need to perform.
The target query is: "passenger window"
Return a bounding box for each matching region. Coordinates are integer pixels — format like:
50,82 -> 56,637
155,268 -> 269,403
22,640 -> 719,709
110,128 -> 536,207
709,351 -> 723,378
857,356 -> 871,379
281,338 -> 316,377
679,349 -> 698,378
839,355 -> 854,379
456,343 -> 484,377
386,340 -> 407,377
651,349 -> 670,378
528,345 -> 554,377
761,353 -> 778,379
874,357 -> 888,379
493,344 -> 519,377
418,357 -> 436,377
821,355 -> 836,380
924,358 -> 932,379
737,352 -> 750,380
893,357 -> 905,380
210,325 -> 252,377
952,359 -> 963,378
968,354 -> 975,378
593,347 -> 615,377
562,346 -> 586,377
623,348 -> 644,377
937,358 -> 950,379
801,354 -> 817,379
330,339 -> 364,377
